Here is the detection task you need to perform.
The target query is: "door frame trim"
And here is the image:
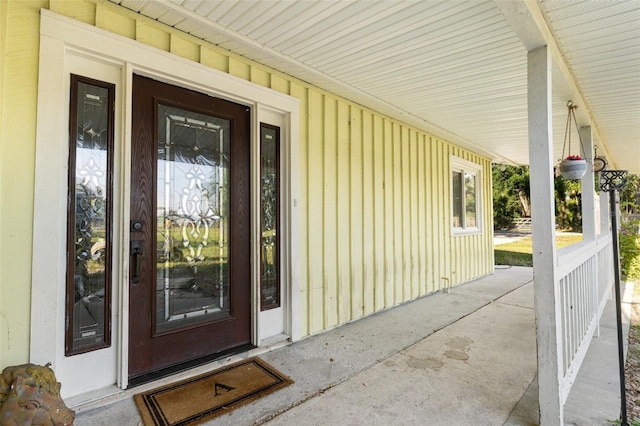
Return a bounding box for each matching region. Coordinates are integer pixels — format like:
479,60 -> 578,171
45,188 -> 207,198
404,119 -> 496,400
32,10 -> 300,398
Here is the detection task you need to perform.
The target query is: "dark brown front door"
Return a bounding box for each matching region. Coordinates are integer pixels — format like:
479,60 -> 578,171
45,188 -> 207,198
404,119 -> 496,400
129,75 -> 251,379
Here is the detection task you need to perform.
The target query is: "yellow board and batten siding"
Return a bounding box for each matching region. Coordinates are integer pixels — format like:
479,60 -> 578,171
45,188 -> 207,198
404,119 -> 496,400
83,0 -> 496,329
0,0 -> 494,364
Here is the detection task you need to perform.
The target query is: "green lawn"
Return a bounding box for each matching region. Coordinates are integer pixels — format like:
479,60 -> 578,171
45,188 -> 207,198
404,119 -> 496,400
494,234 -> 584,267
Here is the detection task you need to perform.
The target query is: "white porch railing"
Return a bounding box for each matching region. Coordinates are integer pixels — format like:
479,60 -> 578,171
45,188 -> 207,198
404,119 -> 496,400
556,233 -> 613,403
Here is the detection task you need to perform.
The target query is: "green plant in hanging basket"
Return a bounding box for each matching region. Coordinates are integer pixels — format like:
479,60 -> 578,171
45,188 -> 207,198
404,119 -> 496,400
559,155 -> 587,180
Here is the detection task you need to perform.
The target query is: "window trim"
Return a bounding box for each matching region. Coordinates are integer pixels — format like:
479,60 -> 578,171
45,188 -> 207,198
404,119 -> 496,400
450,156 -> 483,236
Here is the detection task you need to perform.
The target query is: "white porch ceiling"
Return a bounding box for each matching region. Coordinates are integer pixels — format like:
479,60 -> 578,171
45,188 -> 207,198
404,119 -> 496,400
112,0 -> 640,173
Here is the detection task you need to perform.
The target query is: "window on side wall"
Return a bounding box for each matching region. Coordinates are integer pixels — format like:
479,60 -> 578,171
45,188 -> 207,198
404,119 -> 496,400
451,156 -> 482,235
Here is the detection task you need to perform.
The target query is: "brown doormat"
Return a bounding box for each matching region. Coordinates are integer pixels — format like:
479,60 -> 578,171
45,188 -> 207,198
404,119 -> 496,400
134,357 -> 293,426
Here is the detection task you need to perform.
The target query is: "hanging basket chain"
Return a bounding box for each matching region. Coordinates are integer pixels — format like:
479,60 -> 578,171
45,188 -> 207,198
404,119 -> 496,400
561,100 -> 588,162
570,103 -> 588,159
561,102 -> 572,160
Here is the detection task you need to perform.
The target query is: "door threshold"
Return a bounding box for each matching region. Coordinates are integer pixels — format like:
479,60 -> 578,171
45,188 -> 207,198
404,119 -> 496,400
128,343 -> 255,388
68,334 -> 291,412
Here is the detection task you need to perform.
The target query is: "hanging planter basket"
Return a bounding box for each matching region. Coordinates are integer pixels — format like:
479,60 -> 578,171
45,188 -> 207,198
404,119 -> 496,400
559,157 -> 587,180
558,101 -> 589,180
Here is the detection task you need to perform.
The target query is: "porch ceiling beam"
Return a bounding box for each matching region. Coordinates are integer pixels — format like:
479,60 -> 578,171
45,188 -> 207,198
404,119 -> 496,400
140,0 -> 509,162
494,0 -> 615,166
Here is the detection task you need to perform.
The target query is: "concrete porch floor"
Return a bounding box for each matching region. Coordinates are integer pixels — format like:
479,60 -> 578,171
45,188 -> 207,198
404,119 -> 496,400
74,266 -> 631,425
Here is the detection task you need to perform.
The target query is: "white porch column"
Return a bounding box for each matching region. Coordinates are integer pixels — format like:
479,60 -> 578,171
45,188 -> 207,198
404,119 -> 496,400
528,46 -> 563,424
579,126 -> 601,337
580,126 -> 597,241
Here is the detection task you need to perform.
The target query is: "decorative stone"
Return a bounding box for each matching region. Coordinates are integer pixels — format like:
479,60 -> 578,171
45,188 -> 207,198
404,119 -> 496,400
0,363 -> 75,425
559,159 -> 587,180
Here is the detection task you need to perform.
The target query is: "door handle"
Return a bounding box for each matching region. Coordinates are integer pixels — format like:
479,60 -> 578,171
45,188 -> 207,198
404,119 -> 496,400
131,240 -> 143,284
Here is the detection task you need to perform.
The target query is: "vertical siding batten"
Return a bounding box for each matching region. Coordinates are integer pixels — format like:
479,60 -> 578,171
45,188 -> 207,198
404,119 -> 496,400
417,134 -> 426,296
429,139 -> 439,290
392,123 -> 403,304
438,139 -> 445,289
349,105 -> 364,319
336,100 -> 351,323
323,96 -> 339,329
438,140 -> 447,288
372,115 -> 385,312
401,126 -> 411,302
409,129 -> 419,299
424,137 -> 433,293
307,89 -> 324,333
362,110 -> 375,316
409,129 -> 416,298
383,119 -> 394,308
445,143 -> 454,284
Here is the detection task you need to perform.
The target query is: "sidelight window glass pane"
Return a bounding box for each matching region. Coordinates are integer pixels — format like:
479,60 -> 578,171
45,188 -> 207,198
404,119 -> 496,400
66,75 -> 114,354
260,124 -> 280,310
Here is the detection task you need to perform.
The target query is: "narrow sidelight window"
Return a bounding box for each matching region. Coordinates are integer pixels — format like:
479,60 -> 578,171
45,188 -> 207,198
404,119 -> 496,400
66,75 -> 114,354
260,123 -> 280,310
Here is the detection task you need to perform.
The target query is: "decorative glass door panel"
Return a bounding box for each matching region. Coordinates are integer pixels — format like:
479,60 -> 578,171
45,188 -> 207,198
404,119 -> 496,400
129,75 -> 251,380
155,105 -> 231,333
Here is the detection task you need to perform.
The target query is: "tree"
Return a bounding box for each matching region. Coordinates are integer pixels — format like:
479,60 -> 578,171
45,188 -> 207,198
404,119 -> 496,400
554,175 -> 582,231
492,164 -> 531,229
494,165 -> 638,232
620,173 -> 640,215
